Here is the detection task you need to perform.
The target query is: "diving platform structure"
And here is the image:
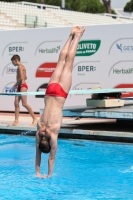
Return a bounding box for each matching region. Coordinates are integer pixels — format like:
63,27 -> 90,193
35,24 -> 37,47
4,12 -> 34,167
62,104 -> 133,120
2,88 -> 133,120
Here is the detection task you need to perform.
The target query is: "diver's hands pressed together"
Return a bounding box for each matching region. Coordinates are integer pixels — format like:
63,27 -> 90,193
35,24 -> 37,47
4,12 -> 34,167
37,119 -> 46,137
38,127 -> 46,137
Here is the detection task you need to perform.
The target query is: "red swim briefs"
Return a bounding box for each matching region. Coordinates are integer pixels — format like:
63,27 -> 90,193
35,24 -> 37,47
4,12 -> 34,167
17,83 -> 28,92
45,83 -> 68,99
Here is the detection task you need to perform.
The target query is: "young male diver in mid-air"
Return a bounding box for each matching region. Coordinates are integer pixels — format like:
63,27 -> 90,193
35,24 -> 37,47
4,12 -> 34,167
36,26 -> 86,178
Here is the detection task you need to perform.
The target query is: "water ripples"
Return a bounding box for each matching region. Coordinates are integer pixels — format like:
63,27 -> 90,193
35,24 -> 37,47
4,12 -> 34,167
0,134 -> 133,199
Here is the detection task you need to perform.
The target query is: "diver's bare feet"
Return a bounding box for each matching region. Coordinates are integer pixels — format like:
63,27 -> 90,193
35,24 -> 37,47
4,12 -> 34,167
8,121 -> 19,126
71,26 -> 80,35
75,26 -> 86,37
30,118 -> 38,127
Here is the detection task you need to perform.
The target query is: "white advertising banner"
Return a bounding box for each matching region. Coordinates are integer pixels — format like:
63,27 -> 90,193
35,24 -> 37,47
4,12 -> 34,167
0,23 -> 133,112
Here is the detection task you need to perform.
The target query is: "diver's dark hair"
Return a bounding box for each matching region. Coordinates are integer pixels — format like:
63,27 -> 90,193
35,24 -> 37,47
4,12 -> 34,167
11,55 -> 20,61
39,136 -> 51,154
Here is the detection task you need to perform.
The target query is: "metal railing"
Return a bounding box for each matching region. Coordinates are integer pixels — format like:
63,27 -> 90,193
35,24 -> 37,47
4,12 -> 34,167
25,15 -> 47,28
102,13 -> 133,21
13,1 -> 60,9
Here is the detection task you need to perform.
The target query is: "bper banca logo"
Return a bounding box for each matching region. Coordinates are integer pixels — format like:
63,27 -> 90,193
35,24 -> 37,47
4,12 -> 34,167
76,40 -> 101,56
78,65 -> 96,76
2,42 -> 27,56
78,66 -> 96,72
9,46 -> 24,52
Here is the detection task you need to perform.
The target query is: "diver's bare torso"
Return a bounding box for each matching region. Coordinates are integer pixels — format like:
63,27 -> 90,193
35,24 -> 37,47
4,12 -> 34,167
17,64 -> 27,83
40,96 -> 65,136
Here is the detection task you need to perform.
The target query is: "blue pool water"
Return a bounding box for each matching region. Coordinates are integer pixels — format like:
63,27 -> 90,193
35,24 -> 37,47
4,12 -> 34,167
0,134 -> 133,200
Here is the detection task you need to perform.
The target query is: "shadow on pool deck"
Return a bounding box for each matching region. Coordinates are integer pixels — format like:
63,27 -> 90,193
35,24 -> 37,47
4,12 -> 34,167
0,112 -> 133,143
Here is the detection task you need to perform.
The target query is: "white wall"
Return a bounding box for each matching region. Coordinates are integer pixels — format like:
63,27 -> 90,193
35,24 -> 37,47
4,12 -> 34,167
0,23 -> 133,112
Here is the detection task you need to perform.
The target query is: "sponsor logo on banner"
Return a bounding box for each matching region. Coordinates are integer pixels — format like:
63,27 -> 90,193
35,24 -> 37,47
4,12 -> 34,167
109,38 -> 133,54
109,61 -> 133,76
73,61 -> 99,76
2,42 -> 27,56
116,43 -> 133,53
38,46 -> 60,54
113,68 -> 133,74
35,41 -> 62,56
36,62 -> 57,78
6,67 -> 17,74
9,46 -> 24,53
35,83 -> 48,98
2,82 -> 15,93
78,65 -> 96,76
115,84 -> 133,98
76,40 -> 101,56
2,62 -> 27,77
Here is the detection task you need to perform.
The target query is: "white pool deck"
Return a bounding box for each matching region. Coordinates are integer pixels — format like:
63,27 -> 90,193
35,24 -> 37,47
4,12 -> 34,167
0,112 -> 133,142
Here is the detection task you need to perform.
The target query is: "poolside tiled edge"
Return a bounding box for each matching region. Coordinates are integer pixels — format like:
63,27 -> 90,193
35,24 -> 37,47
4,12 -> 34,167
0,126 -> 133,143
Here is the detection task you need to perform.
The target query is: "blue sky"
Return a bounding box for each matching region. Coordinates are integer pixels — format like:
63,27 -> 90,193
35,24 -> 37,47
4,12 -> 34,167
111,0 -> 129,8
100,0 -> 129,9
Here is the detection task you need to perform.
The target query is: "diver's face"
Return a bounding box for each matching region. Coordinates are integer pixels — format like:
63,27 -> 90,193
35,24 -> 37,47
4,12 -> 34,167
12,60 -> 18,66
